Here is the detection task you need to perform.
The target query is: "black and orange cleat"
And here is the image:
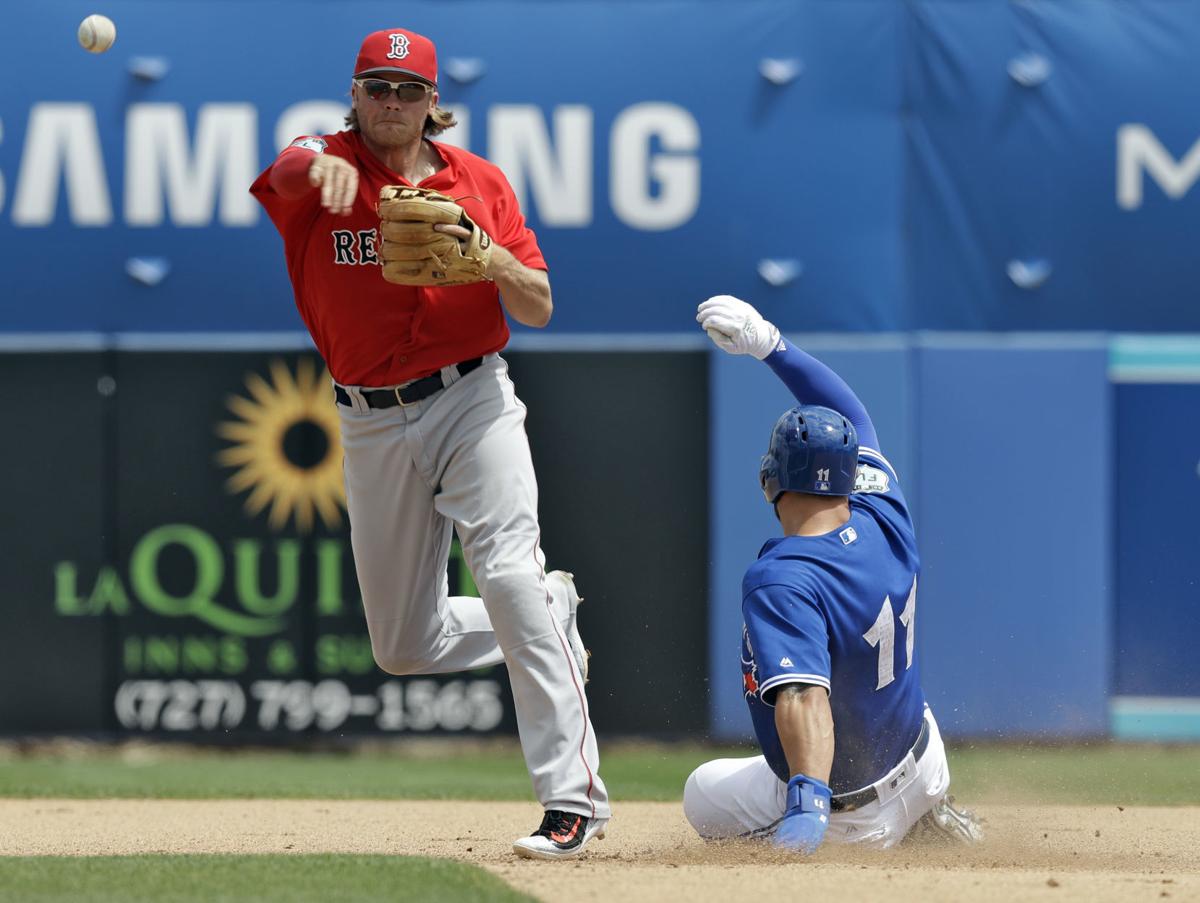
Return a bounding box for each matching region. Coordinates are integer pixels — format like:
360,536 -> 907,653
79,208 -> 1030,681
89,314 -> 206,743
512,809 -> 608,860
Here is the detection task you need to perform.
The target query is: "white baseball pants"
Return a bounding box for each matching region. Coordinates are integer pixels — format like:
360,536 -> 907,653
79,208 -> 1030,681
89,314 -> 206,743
336,354 -> 609,819
684,707 -> 950,848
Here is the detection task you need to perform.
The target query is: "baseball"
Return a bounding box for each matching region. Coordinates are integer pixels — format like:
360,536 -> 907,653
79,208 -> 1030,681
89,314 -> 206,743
78,14 -> 116,53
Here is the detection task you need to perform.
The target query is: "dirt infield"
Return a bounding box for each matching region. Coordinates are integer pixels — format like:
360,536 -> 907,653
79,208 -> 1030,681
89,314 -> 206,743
1,800 -> 1196,902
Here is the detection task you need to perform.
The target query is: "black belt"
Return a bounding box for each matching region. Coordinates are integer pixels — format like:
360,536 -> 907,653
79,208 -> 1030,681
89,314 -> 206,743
334,357 -> 483,409
829,715 -> 931,813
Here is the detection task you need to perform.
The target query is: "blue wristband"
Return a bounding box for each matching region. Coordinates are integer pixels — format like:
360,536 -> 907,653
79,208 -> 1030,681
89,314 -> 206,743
785,773 -> 832,818
774,774 -> 832,853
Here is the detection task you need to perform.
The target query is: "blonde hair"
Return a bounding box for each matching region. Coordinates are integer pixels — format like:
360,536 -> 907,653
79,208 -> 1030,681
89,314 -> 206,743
344,105 -> 457,137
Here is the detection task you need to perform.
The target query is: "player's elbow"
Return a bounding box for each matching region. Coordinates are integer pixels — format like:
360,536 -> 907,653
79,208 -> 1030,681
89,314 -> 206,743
512,286 -> 553,328
527,299 -> 552,328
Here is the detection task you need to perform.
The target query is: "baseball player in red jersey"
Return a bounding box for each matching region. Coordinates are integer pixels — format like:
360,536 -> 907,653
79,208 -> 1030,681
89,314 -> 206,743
250,28 -> 610,859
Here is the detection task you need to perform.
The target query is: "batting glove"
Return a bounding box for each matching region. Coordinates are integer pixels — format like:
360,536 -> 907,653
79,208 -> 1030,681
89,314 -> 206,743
696,295 -> 782,360
773,774 -> 832,854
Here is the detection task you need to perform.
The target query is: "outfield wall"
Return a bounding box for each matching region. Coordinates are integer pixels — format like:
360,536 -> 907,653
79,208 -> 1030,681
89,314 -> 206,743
1,337 -> 1197,741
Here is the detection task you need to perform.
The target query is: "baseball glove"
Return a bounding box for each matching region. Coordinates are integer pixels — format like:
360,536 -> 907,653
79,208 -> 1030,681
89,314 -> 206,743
377,186 -> 493,286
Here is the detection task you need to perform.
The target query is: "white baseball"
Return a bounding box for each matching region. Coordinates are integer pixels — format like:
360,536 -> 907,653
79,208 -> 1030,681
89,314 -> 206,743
78,14 -> 117,54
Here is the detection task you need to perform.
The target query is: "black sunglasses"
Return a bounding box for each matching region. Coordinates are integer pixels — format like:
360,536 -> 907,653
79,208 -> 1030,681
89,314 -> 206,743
354,78 -> 433,103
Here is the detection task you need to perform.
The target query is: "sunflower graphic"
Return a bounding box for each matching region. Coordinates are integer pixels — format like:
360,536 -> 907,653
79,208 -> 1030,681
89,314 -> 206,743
216,357 -> 345,532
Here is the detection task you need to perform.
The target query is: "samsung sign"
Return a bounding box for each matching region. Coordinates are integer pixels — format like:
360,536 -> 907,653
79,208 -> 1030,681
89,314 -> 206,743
0,100 -> 701,231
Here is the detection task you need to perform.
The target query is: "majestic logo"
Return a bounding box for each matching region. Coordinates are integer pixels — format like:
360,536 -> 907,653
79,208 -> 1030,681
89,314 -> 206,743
780,657 -> 794,668
216,358 -> 346,532
387,33 -> 411,60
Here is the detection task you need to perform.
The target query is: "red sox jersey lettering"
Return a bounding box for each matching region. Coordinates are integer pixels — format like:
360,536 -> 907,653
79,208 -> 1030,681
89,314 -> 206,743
331,230 -> 380,266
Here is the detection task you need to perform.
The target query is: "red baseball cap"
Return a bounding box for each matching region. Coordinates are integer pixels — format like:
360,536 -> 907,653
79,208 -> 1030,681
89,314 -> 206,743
354,29 -> 438,85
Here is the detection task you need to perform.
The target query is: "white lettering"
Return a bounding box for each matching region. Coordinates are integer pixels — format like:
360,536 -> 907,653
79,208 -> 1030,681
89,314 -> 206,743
13,103 -> 112,226
488,104 -> 591,227
274,101 -> 348,152
610,102 -> 700,230
1117,124 -> 1200,210
125,103 -> 259,226
5,100 -> 701,230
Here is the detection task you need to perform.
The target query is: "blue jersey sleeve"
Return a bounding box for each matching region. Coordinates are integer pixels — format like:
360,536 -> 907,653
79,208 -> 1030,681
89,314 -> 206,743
852,447 -> 913,535
764,340 -> 880,453
742,583 -> 831,702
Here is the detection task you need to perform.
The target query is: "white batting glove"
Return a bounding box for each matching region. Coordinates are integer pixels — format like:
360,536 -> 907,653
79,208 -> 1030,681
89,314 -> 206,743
696,295 -> 781,360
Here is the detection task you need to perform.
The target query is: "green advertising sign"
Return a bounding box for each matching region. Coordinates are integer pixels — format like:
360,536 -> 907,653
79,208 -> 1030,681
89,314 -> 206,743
43,352 -> 508,737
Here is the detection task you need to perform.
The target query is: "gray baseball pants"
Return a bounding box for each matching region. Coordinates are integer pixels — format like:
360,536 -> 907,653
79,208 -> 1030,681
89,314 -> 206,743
336,353 -> 609,819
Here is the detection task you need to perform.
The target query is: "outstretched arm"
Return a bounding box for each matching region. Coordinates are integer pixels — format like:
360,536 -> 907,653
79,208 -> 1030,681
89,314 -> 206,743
264,145 -> 358,215
763,342 -> 879,452
696,295 -> 880,452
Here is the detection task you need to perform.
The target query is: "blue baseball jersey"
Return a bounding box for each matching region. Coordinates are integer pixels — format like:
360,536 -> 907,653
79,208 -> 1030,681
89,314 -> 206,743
740,447 -> 926,794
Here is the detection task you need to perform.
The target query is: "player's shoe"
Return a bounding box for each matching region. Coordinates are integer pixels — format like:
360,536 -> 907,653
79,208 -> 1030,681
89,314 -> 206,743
910,795 -> 984,844
512,809 -> 608,860
548,569 -> 590,683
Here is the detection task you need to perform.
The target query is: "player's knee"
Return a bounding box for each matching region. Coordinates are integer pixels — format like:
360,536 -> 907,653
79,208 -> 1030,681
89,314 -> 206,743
372,653 -> 413,676
682,768 -> 706,833
370,645 -> 422,676
683,762 -> 733,839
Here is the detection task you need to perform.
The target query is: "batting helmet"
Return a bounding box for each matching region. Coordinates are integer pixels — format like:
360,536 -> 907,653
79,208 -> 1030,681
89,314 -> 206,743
759,405 -> 858,502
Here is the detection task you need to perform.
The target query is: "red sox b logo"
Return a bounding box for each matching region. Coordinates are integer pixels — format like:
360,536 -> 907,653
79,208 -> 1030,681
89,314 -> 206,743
388,33 -> 410,59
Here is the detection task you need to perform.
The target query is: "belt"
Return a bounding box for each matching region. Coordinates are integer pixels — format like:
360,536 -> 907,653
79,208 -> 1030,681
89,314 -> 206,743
829,715 -> 931,813
333,357 -> 483,409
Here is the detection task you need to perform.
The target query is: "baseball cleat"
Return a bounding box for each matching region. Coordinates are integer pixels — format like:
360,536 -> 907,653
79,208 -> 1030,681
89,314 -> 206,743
548,569 -> 590,684
911,795 -> 984,844
512,809 -> 608,860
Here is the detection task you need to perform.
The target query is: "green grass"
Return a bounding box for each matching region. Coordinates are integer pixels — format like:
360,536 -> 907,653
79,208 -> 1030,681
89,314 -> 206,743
0,855 -> 535,903
0,743 -> 744,801
948,743 -> 1200,805
1,741 -> 1199,805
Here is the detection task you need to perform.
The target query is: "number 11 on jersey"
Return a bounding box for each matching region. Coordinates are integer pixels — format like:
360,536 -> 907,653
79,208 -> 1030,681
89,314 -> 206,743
862,576 -> 917,690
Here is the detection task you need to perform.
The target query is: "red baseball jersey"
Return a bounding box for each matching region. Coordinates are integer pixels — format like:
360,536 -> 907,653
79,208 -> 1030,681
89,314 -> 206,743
251,131 -> 547,386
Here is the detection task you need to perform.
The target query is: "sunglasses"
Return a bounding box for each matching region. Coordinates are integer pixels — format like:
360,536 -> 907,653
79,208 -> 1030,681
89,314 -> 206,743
354,78 -> 433,103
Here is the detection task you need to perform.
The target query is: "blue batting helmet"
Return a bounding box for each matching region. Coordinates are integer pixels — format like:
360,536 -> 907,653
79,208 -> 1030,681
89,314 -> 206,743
759,405 -> 858,502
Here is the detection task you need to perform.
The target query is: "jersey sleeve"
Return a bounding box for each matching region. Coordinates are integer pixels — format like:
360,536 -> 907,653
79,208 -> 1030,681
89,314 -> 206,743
266,145 -> 320,199
763,341 -> 880,453
488,168 -> 546,271
851,447 -> 914,534
250,137 -> 326,228
742,583 -> 831,702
